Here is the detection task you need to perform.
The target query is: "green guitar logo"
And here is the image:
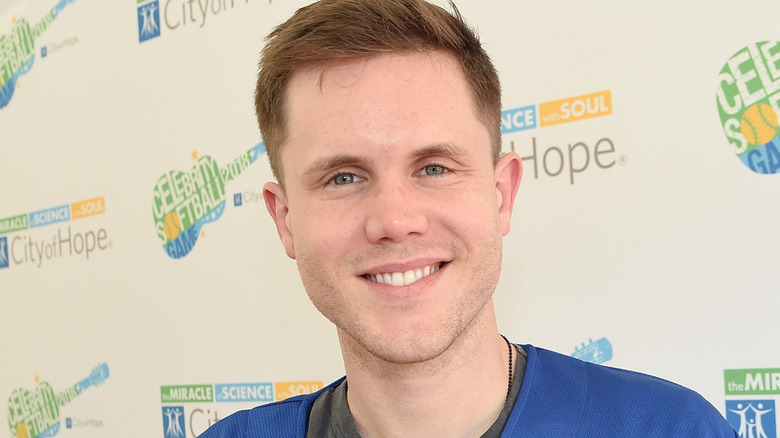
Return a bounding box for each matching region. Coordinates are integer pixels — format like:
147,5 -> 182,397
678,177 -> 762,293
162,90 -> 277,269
151,143 -> 266,259
7,363 -> 109,438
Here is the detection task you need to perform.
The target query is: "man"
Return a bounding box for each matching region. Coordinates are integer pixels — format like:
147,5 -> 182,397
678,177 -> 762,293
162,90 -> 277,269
201,0 -> 737,436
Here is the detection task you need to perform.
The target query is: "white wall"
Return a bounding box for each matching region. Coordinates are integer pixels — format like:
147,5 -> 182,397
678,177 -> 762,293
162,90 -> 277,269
1,1 -> 778,436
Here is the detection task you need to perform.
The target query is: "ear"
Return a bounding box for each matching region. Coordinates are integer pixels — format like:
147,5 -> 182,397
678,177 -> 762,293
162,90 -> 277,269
494,152 -> 523,236
263,182 -> 296,259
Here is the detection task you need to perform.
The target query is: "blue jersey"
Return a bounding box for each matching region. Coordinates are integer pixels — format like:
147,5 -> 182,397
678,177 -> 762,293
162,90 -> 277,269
199,345 -> 737,437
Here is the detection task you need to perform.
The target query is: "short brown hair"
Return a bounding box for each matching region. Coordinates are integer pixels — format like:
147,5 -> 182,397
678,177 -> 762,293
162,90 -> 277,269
255,0 -> 501,185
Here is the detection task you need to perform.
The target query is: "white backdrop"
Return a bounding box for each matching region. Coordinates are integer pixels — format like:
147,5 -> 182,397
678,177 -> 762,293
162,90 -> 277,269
2,1 -> 779,437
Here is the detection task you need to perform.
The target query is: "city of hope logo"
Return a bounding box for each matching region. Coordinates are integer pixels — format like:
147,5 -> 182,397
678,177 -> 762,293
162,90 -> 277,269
501,90 -> 625,185
725,368 -> 780,437
0,196 -> 109,269
0,236 -> 8,269
0,0 -> 76,109
233,191 -> 263,208
137,0 -> 161,42
160,381 -> 323,437
6,363 -> 110,438
716,41 -> 780,175
136,0 -> 267,43
151,143 -> 265,259
162,406 -> 185,438
64,416 -> 104,430
726,400 -> 776,438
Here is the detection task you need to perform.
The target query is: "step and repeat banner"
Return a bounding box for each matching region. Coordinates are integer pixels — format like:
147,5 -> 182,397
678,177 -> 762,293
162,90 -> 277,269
1,0 -> 779,437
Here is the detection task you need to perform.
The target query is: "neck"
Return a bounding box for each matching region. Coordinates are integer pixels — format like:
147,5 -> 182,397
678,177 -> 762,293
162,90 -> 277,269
338,302 -> 509,438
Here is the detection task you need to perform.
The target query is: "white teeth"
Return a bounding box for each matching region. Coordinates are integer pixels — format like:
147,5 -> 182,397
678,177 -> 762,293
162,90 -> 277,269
366,264 -> 442,287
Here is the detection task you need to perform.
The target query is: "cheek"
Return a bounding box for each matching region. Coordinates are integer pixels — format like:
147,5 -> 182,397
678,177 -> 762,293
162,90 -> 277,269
438,189 -> 501,233
290,204 -> 363,256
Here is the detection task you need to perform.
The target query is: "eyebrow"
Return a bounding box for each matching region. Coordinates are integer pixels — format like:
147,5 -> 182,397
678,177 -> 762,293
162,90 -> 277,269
411,142 -> 468,159
301,142 -> 468,177
302,154 -> 364,177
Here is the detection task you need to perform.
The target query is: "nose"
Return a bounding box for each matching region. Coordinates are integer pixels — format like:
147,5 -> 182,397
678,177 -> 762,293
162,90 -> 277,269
364,179 -> 429,244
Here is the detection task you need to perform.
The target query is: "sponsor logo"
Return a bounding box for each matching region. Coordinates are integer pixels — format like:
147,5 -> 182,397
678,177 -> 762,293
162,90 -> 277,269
162,406 -> 186,438
716,41 -> 780,174
274,381 -> 324,402
233,191 -> 262,208
0,196 -> 110,270
65,417 -> 105,429
6,363 -> 110,438
40,35 -> 79,59
151,143 -> 265,259
725,368 -> 780,437
71,196 -> 106,220
215,383 -> 274,403
160,380 -> 323,437
502,90 -> 612,134
1,196 -> 105,236
538,90 -> 612,127
571,337 -> 613,365
161,385 -> 214,403
188,407 -> 220,436
726,400 -> 776,438
513,136 -> 620,185
0,237 -> 8,269
160,381 -> 322,404
137,0 -> 267,44
501,104 -> 537,134
0,0 -> 77,109
725,369 -> 780,395
29,204 -> 70,228
502,90 -> 625,185
138,0 -> 161,42
11,226 -> 109,267
0,214 -> 28,235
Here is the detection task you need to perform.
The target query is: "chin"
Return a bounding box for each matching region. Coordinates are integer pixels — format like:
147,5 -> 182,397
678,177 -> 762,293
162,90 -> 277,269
348,326 -> 455,365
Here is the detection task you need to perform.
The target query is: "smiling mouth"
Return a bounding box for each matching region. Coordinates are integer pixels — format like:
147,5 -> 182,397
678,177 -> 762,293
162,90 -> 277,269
363,263 -> 444,287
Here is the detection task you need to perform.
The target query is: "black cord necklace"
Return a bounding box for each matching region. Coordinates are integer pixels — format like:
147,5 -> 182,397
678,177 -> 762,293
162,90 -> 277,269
501,334 -> 514,402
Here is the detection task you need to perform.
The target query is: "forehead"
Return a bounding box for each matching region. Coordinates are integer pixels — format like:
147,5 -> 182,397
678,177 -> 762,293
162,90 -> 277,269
310,51 -> 460,94
280,51 -> 489,174
287,51 -> 470,115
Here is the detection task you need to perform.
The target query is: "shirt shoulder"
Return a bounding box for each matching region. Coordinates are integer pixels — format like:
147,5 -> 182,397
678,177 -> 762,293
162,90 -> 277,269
198,378 -> 346,438
502,345 -> 737,437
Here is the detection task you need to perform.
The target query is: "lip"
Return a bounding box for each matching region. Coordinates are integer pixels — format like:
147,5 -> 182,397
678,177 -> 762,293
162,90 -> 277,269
361,258 -> 446,276
359,259 -> 449,299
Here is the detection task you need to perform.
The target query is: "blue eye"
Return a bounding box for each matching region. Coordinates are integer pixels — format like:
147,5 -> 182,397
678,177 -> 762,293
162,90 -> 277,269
424,165 -> 447,176
332,173 -> 356,185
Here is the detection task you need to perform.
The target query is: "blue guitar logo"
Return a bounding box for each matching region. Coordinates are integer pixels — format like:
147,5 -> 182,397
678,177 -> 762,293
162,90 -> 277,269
0,0 -> 76,110
7,363 -> 110,438
151,143 -> 266,259
572,337 -> 613,365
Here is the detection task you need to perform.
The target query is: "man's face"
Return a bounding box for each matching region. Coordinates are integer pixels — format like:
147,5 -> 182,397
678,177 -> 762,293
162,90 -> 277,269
264,51 -> 521,364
